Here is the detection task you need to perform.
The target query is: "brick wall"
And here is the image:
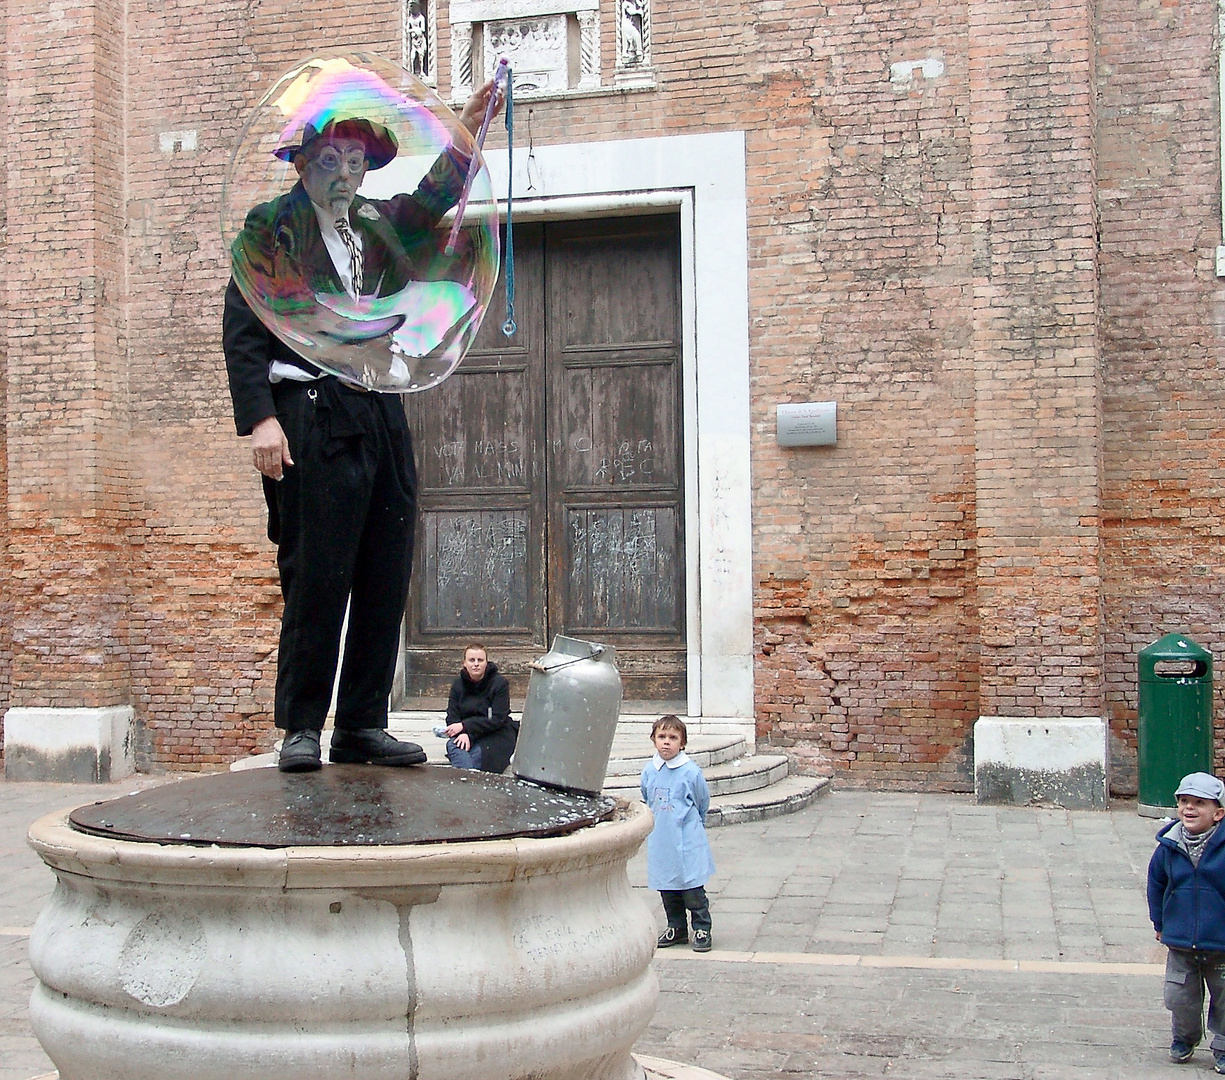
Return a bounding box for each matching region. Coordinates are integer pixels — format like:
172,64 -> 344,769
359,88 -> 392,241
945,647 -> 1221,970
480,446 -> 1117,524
6,0 -> 132,717
741,0 -> 981,788
968,0 -> 1103,725
3,0 -> 1223,783
0,18 -> 8,755
1097,0 -> 1225,790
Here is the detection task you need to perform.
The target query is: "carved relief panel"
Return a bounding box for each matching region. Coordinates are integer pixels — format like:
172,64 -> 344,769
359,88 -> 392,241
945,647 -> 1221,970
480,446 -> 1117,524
450,0 -> 601,99
486,16 -> 569,95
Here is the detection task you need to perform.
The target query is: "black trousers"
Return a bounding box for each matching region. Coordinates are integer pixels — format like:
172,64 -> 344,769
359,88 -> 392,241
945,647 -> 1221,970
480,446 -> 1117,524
265,378 -> 417,733
660,887 -> 711,933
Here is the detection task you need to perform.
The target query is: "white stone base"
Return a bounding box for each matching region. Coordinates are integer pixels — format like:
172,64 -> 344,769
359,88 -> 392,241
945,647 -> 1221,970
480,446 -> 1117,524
973,716 -> 1108,809
4,706 -> 134,782
27,801 -> 659,1080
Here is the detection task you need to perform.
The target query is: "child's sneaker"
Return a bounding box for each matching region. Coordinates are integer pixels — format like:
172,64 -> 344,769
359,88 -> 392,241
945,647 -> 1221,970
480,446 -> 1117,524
1170,1041 -> 1195,1064
657,926 -> 688,948
692,929 -> 712,952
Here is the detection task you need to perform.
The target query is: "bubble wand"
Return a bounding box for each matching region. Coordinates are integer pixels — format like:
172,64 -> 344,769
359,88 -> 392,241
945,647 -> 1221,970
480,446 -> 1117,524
444,57 -> 510,256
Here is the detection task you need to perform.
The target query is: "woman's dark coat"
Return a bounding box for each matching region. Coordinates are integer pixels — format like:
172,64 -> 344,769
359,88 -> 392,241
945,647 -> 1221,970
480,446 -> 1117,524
445,662 -> 517,773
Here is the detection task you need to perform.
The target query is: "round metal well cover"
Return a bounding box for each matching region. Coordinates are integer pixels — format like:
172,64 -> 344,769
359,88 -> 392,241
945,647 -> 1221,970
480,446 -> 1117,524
68,765 -> 617,847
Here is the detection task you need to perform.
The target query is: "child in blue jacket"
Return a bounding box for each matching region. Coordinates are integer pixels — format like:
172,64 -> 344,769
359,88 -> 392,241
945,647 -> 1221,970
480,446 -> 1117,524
640,715 -> 715,952
1148,771 -> 1225,1071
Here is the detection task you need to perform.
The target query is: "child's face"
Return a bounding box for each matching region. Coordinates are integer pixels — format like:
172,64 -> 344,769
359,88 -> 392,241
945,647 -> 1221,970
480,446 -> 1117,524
653,727 -> 684,760
1177,794 -> 1225,834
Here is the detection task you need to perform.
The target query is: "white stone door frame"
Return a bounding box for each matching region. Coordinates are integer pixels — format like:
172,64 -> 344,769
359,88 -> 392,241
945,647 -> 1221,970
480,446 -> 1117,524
379,131 -> 755,727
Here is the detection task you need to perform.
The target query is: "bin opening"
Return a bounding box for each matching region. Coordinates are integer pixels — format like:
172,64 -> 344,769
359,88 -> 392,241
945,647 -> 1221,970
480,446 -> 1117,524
1154,659 -> 1209,678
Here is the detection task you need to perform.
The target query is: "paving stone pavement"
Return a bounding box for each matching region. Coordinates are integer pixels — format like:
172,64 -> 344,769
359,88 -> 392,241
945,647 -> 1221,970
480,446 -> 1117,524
0,778 -> 1191,1079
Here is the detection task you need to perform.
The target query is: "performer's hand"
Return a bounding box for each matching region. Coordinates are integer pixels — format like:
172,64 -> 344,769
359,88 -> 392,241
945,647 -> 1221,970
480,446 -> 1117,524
455,733 -> 472,751
251,416 -> 293,480
459,78 -> 502,137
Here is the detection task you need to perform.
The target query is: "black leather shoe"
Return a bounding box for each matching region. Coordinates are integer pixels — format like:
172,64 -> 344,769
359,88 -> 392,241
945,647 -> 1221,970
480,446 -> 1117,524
656,926 -> 688,948
329,728 -> 427,766
278,730 -> 322,772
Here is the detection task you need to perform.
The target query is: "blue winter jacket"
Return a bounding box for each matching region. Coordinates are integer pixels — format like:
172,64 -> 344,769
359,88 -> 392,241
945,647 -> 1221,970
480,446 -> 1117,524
1147,820 -> 1225,952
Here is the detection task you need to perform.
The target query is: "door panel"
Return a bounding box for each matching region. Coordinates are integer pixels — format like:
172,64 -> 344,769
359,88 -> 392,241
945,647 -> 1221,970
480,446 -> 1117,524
566,506 -> 682,631
558,361 -> 680,489
401,215 -> 685,706
415,367 -> 530,491
546,217 -> 685,701
418,509 -> 531,630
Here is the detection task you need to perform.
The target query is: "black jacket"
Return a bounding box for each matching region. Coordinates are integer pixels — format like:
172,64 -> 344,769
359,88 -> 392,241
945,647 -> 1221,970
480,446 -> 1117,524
445,662 -> 517,774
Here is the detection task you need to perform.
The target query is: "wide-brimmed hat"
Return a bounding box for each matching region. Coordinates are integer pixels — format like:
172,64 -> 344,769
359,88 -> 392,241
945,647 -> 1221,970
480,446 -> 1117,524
274,117 -> 399,170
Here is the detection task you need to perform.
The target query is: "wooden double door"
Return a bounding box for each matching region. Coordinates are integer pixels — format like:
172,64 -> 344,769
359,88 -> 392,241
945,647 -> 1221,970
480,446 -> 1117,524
401,214 -> 686,705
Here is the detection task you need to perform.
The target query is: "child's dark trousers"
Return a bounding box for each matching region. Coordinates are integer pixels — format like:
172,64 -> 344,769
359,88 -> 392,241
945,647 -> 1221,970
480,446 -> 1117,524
1166,947 -> 1225,1052
660,887 -> 711,933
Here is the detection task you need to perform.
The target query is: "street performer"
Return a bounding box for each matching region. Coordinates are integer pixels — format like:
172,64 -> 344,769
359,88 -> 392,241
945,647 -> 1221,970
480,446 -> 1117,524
223,79 -> 500,772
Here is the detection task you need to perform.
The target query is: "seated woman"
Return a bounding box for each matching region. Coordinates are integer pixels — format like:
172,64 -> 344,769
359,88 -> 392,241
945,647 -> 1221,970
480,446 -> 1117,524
443,643 -> 517,772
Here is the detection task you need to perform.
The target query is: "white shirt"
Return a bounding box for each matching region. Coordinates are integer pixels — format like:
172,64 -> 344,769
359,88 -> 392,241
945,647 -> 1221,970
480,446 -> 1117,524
312,202 -> 363,299
268,201 -> 364,384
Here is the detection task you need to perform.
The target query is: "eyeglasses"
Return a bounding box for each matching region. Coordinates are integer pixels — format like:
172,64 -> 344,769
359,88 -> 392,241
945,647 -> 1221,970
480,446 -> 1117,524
310,147 -> 368,174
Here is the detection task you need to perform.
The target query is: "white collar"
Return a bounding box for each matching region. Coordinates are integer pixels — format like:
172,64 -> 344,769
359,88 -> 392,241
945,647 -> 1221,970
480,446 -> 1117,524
651,750 -> 690,771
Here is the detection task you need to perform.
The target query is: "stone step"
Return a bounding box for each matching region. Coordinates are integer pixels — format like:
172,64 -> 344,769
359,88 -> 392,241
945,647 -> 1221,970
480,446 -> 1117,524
705,775 -> 832,827
387,713 -> 751,774
606,754 -> 789,799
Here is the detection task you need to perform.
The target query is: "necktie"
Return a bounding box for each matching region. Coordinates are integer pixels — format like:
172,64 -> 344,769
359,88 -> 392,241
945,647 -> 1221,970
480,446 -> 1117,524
334,216 -> 363,296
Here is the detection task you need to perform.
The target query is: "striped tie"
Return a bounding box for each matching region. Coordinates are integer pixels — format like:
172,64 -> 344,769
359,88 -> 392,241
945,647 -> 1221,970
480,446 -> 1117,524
334,216 -> 363,296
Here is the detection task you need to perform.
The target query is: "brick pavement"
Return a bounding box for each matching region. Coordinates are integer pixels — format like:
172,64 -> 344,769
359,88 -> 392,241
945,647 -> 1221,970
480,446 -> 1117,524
0,781 -> 1185,1079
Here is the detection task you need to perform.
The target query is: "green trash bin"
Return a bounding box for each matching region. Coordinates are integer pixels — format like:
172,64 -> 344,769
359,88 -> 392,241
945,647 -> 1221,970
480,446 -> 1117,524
1138,633 -> 1214,817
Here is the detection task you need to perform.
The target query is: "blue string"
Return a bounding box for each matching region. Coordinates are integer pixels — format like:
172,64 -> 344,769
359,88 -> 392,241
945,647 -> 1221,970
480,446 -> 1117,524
501,74 -> 516,337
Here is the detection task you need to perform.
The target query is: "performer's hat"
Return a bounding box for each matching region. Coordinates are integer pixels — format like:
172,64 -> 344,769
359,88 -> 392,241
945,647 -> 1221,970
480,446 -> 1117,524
274,117 -> 399,170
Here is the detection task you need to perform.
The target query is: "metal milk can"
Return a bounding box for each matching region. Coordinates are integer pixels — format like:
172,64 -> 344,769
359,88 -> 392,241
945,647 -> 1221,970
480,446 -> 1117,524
514,635 -> 623,795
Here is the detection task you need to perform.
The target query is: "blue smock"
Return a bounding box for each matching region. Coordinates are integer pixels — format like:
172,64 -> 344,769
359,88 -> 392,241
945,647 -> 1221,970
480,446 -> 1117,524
640,752 -> 715,891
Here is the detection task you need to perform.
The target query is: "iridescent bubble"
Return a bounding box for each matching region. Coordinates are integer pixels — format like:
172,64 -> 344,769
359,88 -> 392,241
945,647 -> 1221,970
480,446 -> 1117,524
221,50 -> 500,393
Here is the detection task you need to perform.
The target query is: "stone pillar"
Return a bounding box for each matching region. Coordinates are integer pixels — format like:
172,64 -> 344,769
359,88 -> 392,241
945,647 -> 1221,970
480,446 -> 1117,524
4,0 -> 133,778
576,9 -> 600,89
451,21 -> 473,101
968,0 -> 1104,722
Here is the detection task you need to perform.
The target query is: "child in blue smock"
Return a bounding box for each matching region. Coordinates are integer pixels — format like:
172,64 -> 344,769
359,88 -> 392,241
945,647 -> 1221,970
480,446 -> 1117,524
640,715 -> 715,952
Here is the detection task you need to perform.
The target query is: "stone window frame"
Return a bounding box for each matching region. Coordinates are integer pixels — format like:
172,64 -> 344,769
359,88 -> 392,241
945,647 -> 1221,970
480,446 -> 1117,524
447,0 -> 656,101
367,131 -> 754,723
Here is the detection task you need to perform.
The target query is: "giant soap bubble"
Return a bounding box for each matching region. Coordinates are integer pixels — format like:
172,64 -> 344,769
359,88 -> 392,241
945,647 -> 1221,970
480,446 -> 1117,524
221,50 -> 500,393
